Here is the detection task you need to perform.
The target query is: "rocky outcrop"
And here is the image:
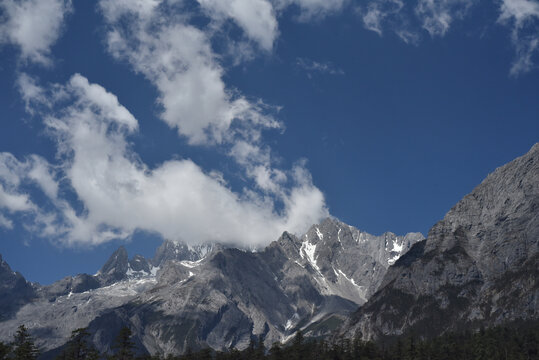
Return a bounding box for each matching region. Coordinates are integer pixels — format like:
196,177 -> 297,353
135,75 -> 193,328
340,143 -> 539,342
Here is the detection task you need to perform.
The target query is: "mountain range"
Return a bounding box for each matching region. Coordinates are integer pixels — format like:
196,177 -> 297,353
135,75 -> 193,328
0,219 -> 422,355
0,143 -> 537,356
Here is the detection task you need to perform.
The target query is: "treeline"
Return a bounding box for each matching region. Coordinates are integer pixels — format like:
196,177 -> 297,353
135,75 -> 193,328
1,321 -> 537,360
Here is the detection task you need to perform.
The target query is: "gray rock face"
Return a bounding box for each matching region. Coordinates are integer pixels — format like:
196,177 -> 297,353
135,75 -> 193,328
98,247 -> 129,285
340,143 -> 539,342
40,274 -> 101,300
0,220 -> 422,355
0,255 -> 36,320
151,241 -> 217,267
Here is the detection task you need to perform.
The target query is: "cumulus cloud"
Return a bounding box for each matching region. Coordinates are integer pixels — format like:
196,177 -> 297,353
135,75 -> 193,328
0,0 -> 72,65
498,0 -> 539,75
4,74 -> 328,247
100,0 -> 281,147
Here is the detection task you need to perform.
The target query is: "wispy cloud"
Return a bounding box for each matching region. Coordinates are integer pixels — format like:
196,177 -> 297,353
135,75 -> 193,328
272,0 -> 348,21
358,0 -> 404,36
415,0 -> 476,37
0,0 -> 72,66
355,0 -> 539,75
296,57 -> 344,77
498,0 -> 539,75
356,0 -> 476,40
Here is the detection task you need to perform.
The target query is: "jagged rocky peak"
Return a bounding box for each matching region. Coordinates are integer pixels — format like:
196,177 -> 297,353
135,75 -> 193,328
340,143 -> 539,342
0,254 -> 36,319
269,217 -> 424,305
98,246 -> 129,284
151,240 -> 217,267
129,254 -> 150,273
92,240 -> 220,283
299,217 -> 424,269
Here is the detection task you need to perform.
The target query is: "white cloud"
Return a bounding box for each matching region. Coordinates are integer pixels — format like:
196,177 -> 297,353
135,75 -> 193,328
0,214 -> 13,229
0,0 -> 72,65
0,183 -> 34,212
8,75 -> 328,248
68,74 -> 138,132
498,0 -> 539,75
198,0 -> 278,51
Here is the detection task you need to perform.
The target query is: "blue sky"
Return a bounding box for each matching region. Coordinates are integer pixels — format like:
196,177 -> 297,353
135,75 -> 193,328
0,0 -> 538,284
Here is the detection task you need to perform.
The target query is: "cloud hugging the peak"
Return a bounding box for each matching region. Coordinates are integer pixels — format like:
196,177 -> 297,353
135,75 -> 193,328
0,73 -> 328,247
0,0 -> 345,248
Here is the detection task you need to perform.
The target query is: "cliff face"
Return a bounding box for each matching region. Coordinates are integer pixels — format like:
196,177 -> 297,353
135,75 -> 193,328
340,143 -> 539,341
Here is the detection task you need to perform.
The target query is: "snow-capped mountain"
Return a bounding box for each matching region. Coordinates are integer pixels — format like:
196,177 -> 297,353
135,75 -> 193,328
0,219 -> 422,355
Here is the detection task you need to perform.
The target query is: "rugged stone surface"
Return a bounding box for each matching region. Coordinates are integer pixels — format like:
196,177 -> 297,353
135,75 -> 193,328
97,247 -> 130,285
0,219 -> 421,355
339,143 -> 539,342
151,241 -> 216,267
0,254 -> 36,320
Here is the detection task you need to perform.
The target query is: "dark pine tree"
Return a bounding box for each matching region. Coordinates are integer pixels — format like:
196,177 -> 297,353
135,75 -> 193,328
56,328 -> 99,360
268,342 -> 283,360
0,341 -> 11,360
254,335 -> 266,360
290,330 -> 306,360
12,325 -> 39,360
110,327 -> 136,360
